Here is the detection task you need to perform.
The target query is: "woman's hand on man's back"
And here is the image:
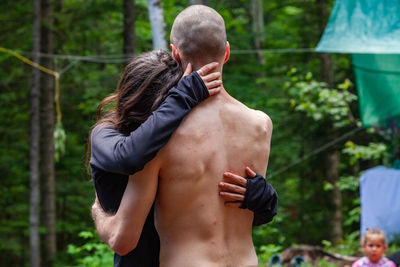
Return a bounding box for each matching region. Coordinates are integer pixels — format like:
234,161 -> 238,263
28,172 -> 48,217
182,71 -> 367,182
183,62 -> 222,96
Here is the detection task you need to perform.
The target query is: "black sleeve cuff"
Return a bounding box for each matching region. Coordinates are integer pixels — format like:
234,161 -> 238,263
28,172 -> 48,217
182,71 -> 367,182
239,174 -> 278,226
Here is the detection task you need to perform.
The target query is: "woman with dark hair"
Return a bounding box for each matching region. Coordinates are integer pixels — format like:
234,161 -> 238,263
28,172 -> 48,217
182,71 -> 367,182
92,50 -> 213,136
89,50 -> 277,267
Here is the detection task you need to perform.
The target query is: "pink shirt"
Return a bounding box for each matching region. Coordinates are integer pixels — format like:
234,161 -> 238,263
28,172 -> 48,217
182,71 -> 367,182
352,257 -> 396,267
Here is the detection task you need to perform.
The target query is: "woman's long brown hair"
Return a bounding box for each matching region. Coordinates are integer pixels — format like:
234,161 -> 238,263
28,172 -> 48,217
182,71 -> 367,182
87,50 -> 183,167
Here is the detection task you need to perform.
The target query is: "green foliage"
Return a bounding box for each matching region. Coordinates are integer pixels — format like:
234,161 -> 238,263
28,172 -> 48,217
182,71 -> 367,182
322,230 -> 361,256
66,231 -> 113,267
303,260 -> 339,267
54,122 -> 67,162
343,199 -> 361,227
342,141 -> 387,165
257,244 -> 283,265
284,69 -> 357,127
323,175 -> 359,192
388,243 -> 400,255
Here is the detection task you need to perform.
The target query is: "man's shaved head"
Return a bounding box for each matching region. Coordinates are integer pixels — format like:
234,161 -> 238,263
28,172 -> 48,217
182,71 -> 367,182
170,5 -> 227,65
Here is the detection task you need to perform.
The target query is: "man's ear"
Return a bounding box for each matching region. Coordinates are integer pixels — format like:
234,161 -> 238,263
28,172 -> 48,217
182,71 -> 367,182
223,41 -> 230,64
170,44 -> 181,62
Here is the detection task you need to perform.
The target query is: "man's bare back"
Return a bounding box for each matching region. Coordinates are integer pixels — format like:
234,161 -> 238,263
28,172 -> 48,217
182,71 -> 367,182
90,82 -> 274,266
154,91 -> 272,266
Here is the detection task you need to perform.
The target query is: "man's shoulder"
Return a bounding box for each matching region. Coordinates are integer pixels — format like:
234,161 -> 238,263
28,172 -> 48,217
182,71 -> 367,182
249,108 -> 271,124
228,98 -> 272,133
177,94 -> 272,135
253,109 -> 273,133
248,109 -> 273,141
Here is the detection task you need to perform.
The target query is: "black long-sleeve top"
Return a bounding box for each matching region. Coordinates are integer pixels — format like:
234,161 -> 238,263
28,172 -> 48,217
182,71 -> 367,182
90,72 -> 277,267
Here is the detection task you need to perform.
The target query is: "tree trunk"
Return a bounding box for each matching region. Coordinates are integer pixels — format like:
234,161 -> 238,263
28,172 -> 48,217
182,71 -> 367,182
147,0 -> 167,50
326,149 -> 342,243
123,0 -> 135,63
320,53 -> 334,87
40,0 -> 56,264
251,0 -> 264,65
317,0 -> 334,87
30,0 -> 41,266
317,0 -> 341,243
298,146 -> 306,241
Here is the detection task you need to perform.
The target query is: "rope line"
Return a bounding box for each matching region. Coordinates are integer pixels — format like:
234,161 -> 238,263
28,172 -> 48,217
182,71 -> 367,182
0,47 -> 59,77
15,47 -> 317,63
59,60 -> 79,75
0,47 -> 62,124
231,48 -> 315,54
32,52 -> 128,63
266,126 -> 363,179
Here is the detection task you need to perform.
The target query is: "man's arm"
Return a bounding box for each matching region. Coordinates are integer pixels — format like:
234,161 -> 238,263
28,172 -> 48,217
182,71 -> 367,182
91,158 -> 160,256
90,64 -> 221,176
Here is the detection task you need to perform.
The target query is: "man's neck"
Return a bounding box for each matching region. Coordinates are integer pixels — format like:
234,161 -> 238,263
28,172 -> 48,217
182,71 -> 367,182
181,58 -> 224,73
212,85 -> 230,99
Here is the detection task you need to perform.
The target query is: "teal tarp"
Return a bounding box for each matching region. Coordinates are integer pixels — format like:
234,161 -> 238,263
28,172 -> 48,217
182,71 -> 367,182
316,0 -> 400,54
316,0 -> 400,127
353,54 -> 400,127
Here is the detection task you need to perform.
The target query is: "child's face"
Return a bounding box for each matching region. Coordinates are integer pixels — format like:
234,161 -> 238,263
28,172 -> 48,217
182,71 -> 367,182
362,235 -> 386,263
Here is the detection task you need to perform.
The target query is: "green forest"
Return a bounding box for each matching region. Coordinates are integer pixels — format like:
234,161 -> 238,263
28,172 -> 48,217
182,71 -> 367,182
1,0 -> 399,266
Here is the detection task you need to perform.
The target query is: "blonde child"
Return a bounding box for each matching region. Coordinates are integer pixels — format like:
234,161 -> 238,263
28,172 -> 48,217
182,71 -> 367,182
352,229 -> 396,267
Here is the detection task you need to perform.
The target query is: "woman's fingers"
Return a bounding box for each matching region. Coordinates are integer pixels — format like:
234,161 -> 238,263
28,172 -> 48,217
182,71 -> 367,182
183,63 -> 192,77
245,167 -> 257,178
219,171 -> 247,204
197,62 -> 219,76
219,191 -> 244,202
218,181 -> 246,195
204,80 -> 222,90
183,62 -> 219,77
218,169 -> 259,206
202,71 -> 221,82
203,72 -> 222,92
223,172 -> 247,187
197,62 -> 222,95
208,88 -> 221,96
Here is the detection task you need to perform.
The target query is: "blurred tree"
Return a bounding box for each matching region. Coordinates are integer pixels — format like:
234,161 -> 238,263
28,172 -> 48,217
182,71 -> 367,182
251,0 -> 264,65
147,0 -> 167,50
317,0 -> 334,87
30,0 -> 41,266
317,0 -> 342,244
123,0 -> 136,62
40,0 -> 56,265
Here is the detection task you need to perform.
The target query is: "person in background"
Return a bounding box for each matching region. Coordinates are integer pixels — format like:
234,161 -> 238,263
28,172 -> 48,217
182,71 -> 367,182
352,228 -> 396,267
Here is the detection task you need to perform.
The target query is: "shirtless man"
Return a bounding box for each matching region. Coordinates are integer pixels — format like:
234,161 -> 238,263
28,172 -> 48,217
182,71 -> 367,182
92,5 -> 273,266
